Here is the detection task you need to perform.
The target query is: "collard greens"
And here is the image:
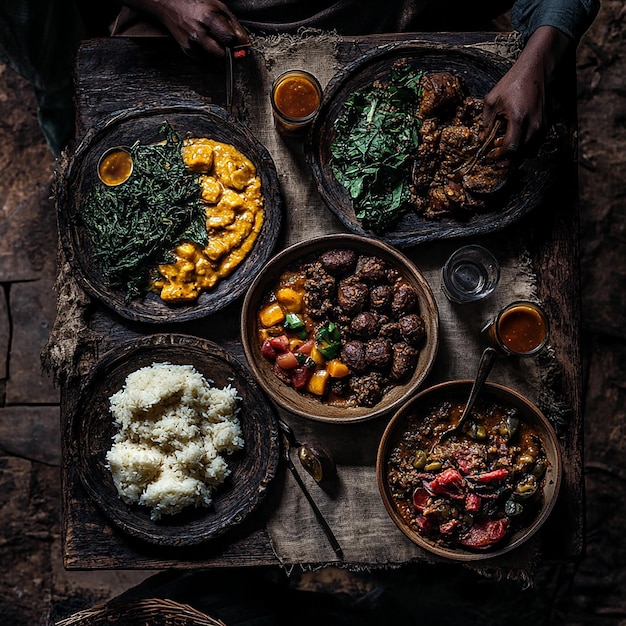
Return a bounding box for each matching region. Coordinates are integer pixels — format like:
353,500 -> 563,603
330,62 -> 423,233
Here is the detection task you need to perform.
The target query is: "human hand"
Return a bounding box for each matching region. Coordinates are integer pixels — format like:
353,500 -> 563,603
481,26 -> 570,156
128,0 -> 251,58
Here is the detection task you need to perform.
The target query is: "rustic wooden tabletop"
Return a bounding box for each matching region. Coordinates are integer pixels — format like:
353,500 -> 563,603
59,32 -> 582,572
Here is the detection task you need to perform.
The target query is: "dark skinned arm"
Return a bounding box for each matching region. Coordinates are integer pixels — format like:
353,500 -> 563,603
120,0 -> 250,58
482,25 -> 571,155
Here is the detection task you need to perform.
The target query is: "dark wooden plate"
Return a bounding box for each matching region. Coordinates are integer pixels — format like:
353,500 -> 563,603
241,233 -> 439,423
377,381 -> 562,561
70,334 -> 280,546
58,104 -> 282,323
306,42 -> 560,248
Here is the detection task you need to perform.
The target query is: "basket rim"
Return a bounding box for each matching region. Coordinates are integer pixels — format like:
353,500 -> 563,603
55,597 -> 227,626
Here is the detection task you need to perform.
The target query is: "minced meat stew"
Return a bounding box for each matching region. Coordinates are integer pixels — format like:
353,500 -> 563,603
386,396 -> 549,550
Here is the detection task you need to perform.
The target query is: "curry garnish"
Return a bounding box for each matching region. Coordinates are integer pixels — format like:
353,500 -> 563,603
82,123 -> 207,300
330,61 -> 423,232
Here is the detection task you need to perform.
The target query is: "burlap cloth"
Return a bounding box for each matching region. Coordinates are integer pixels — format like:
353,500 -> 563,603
45,31 -> 561,581
236,32 -> 560,578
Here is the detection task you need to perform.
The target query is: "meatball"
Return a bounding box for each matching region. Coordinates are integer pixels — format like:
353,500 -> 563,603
391,282 -> 419,317
379,320 -> 401,342
349,372 -> 384,407
337,278 -> 368,315
365,338 -> 393,370
320,249 -> 358,276
304,264 -> 336,299
370,284 -> 393,312
398,313 -> 426,346
341,340 -> 367,372
350,312 -> 380,338
304,264 -> 336,317
354,255 -> 388,283
390,342 -> 419,381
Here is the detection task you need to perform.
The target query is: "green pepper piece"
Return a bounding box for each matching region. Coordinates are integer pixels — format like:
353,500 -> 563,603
316,321 -> 342,359
284,313 -> 307,339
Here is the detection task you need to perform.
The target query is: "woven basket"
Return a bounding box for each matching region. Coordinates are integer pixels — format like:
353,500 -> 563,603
55,598 -> 227,626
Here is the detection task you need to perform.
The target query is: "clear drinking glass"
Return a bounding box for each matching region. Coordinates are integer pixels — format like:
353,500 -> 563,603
441,244 -> 500,304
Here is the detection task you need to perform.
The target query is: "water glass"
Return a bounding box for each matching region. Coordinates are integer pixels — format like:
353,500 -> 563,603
441,244 -> 500,304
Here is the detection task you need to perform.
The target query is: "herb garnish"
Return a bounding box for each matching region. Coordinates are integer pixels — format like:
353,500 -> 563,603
330,62 -> 423,233
82,123 -> 207,300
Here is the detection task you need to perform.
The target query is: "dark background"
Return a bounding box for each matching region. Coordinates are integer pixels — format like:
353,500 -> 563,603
0,1 -> 623,623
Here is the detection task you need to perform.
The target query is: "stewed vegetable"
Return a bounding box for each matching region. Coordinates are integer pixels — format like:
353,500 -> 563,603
386,396 -> 549,550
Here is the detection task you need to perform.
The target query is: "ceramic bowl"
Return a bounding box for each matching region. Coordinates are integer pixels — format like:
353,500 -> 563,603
241,233 -> 439,423
376,380 -> 562,561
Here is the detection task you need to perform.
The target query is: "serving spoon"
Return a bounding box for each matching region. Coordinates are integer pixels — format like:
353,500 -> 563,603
431,346 -> 498,450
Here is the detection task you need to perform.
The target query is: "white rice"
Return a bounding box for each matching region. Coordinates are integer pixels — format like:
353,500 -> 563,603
105,362 -> 244,520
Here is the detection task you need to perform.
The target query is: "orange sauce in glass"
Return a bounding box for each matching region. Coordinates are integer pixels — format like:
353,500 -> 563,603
497,304 -> 547,354
98,148 -> 133,186
273,75 -> 321,120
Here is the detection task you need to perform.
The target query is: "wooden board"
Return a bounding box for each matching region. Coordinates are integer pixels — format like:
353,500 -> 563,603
60,33 -> 582,570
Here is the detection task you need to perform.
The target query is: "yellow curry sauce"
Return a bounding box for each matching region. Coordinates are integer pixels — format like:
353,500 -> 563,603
151,138 -> 264,302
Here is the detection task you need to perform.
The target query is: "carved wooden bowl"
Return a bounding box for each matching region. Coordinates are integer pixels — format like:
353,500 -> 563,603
70,334 -> 280,546
58,104 -> 282,323
306,42 -> 561,248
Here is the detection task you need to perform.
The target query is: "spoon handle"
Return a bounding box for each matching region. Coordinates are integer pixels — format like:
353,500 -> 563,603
285,455 -> 344,561
457,346 -> 498,431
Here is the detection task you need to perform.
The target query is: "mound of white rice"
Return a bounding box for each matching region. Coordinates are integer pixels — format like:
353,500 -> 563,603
105,362 -> 244,520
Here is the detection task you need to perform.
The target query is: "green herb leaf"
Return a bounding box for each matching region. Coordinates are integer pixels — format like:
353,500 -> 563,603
82,122 -> 206,300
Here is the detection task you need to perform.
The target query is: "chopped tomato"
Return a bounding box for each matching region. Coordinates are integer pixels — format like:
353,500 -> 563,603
439,519 -> 459,535
292,366 -> 314,390
272,361 -> 292,384
414,515 -> 431,532
465,492 -> 481,512
412,487 -> 430,512
429,468 -> 465,498
471,468 -> 509,484
276,351 -> 299,369
269,335 -> 290,352
295,339 -> 315,355
260,339 -> 278,361
459,518 -> 509,549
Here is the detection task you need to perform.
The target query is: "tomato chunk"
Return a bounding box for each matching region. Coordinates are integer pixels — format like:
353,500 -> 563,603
465,492 -> 482,512
429,468 -> 465,498
269,335 -> 290,352
292,367 -> 314,390
459,518 -> 509,549
260,339 -> 278,361
471,468 -> 509,483
412,487 -> 430,512
276,351 -> 299,370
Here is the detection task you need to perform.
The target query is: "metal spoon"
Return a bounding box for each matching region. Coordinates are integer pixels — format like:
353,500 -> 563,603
278,419 -> 344,560
432,346 -> 498,450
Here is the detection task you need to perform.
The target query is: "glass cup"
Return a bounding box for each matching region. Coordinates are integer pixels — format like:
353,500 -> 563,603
270,70 -> 323,136
482,300 -> 550,356
441,244 -> 500,304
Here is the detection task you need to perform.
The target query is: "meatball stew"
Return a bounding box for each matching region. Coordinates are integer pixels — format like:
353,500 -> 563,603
256,248 -> 427,408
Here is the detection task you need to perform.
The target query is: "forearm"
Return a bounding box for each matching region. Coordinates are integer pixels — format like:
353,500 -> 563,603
515,25 -> 571,86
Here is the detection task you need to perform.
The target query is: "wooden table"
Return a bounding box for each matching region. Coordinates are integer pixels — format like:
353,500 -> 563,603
59,32 -> 583,571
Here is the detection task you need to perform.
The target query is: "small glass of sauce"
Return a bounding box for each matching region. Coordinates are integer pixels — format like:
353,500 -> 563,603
270,70 -> 323,136
97,147 -> 133,186
483,300 -> 549,356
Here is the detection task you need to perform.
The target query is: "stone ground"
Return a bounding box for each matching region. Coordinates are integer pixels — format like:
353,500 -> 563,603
0,2 -> 624,624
